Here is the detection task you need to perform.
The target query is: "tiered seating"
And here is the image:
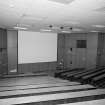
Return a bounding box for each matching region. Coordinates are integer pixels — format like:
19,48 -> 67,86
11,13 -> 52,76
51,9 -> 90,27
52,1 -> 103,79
55,68 -> 84,78
55,66 -> 105,88
91,73 -> 105,88
0,76 -> 105,105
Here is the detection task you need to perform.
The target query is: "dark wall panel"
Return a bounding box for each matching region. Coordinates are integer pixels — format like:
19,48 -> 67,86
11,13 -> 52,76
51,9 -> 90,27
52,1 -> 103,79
0,28 -> 8,75
2,29 -> 7,48
97,33 -> 105,67
18,61 -> 57,76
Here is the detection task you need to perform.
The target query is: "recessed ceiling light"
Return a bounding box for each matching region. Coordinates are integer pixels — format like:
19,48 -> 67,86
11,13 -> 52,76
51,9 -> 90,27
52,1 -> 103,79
73,28 -> 82,31
13,26 -> 27,30
10,4 -> 14,8
92,25 -> 105,28
90,30 -> 99,32
61,30 -> 71,33
40,29 -> 52,32
17,24 -> 30,27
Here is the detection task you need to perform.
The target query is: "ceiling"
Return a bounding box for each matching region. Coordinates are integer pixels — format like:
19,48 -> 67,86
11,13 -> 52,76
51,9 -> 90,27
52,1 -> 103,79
0,0 -> 105,33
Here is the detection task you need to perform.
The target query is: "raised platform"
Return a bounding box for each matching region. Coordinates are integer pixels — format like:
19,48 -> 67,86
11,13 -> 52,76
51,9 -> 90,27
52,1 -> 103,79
0,72 -> 48,78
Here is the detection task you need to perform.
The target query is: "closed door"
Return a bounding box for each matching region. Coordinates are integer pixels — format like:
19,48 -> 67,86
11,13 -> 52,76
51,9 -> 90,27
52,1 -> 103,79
75,48 -> 86,68
97,33 -> 105,67
64,36 -> 76,69
1,49 -> 8,75
0,29 -> 8,75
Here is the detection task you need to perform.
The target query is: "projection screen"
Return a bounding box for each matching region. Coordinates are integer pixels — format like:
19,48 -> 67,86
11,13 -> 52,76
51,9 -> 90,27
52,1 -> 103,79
18,31 -> 57,64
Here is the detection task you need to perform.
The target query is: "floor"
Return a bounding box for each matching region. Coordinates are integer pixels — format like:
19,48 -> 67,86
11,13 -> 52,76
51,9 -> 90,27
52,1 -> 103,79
0,75 -> 105,105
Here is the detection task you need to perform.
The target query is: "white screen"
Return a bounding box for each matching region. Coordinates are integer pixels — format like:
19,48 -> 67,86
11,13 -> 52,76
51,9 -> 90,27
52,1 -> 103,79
18,31 -> 57,64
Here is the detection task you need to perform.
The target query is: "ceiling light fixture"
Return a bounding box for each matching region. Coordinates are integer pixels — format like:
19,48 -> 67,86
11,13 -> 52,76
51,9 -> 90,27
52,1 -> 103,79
13,26 -> 27,30
73,28 -> 82,31
69,27 -> 72,30
90,30 -> 99,32
17,24 -> 30,27
40,29 -> 52,32
10,4 -> 14,8
60,27 -> 64,29
61,30 -> 71,33
92,25 -> 105,28
49,25 -> 53,28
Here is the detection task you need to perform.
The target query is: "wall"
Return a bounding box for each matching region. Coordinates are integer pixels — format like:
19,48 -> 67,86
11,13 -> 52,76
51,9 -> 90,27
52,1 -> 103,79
57,32 -> 98,69
7,31 -> 99,75
86,32 -> 98,68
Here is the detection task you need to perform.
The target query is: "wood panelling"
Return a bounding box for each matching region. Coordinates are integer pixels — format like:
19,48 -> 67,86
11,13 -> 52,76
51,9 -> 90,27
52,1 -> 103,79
57,34 -> 65,69
0,29 -> 7,48
7,30 -> 18,74
96,33 -> 105,67
18,61 -> 57,76
57,33 -> 98,70
0,30 -> 2,48
86,32 -> 98,68
57,33 -> 87,69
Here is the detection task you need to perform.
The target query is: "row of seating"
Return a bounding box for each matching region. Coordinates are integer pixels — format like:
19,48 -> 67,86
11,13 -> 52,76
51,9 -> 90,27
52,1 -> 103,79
55,66 -> 105,88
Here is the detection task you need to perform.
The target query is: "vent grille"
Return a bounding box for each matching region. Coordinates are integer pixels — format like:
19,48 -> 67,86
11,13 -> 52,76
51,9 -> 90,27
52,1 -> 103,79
49,0 -> 75,4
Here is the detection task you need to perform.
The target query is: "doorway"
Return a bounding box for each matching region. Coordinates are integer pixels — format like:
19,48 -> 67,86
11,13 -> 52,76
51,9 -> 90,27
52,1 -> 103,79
97,33 -> 105,67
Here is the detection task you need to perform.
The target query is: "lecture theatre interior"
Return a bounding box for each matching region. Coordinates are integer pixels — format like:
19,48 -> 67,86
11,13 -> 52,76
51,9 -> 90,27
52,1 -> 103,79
0,0 -> 105,105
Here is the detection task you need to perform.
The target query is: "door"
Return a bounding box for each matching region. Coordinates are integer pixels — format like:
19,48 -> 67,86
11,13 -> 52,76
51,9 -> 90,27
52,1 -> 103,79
97,33 -> 105,67
64,36 -> 76,69
75,40 -> 87,68
0,29 -> 8,76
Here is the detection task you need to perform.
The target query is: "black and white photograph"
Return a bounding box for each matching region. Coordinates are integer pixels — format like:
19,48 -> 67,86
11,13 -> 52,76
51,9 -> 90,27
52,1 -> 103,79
0,0 -> 105,105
